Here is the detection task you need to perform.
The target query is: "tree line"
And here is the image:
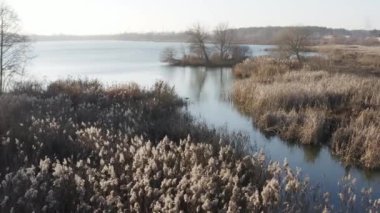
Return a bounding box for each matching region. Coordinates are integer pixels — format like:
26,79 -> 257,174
161,24 -> 315,66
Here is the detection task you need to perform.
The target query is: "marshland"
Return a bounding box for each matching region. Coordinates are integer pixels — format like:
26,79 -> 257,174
1,1 -> 380,212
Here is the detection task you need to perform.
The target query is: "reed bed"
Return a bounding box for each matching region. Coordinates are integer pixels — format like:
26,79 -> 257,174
233,57 -> 380,169
0,79 -> 378,212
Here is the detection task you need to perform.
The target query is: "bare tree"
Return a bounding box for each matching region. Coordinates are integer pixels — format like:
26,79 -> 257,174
213,23 -> 234,60
187,23 -> 210,64
277,27 -> 310,63
160,47 -> 177,64
0,3 -> 30,93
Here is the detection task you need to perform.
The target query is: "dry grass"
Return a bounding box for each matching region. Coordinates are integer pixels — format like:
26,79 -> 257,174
0,80 -> 327,211
0,80 -> 379,211
313,45 -> 380,76
332,109 -> 380,169
232,57 -> 380,169
315,45 -> 380,56
233,57 -> 290,79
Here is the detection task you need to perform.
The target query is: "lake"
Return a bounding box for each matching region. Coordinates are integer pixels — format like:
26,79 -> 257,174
27,40 -> 380,201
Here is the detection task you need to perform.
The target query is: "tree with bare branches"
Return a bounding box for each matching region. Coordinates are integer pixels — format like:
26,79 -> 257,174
277,27 -> 310,63
0,3 -> 30,93
187,24 -> 210,64
213,23 -> 234,60
160,47 -> 177,64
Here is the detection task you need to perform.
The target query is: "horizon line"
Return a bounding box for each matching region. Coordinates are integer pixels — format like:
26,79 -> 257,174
27,25 -> 380,37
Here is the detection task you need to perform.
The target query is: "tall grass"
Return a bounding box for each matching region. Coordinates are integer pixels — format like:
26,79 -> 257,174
232,57 -> 380,169
0,79 -> 379,212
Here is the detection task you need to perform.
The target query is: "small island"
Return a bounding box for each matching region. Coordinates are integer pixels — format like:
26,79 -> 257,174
160,23 -> 252,67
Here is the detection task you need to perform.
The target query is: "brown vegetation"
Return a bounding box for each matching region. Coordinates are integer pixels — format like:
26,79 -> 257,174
313,45 -> 380,76
232,54 -> 380,169
0,79 -> 379,211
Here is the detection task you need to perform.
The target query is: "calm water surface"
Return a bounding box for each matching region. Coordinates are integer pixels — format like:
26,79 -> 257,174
27,40 -> 380,200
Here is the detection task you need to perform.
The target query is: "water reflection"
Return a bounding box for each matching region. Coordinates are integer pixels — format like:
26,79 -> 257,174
302,145 -> 322,163
161,66 -> 233,105
189,67 -> 207,102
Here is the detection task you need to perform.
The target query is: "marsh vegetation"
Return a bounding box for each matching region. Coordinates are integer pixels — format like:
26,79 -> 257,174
232,48 -> 380,170
0,80 -> 379,212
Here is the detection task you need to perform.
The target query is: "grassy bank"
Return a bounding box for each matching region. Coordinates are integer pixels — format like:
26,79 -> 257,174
232,54 -> 380,170
0,80 -> 379,212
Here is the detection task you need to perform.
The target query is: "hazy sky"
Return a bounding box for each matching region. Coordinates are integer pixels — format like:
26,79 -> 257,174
7,0 -> 380,35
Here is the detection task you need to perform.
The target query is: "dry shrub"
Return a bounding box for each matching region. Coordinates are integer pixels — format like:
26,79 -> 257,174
10,81 -> 44,96
233,57 -> 289,80
234,71 -> 353,114
106,82 -> 142,98
256,109 -> 329,145
47,79 -> 103,96
46,79 -> 104,107
256,110 -> 299,139
232,59 -> 256,78
298,109 -> 329,145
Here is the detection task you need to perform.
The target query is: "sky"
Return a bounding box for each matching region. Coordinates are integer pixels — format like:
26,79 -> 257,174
6,0 -> 380,35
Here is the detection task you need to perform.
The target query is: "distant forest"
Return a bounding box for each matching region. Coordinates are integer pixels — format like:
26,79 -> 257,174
31,26 -> 380,45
